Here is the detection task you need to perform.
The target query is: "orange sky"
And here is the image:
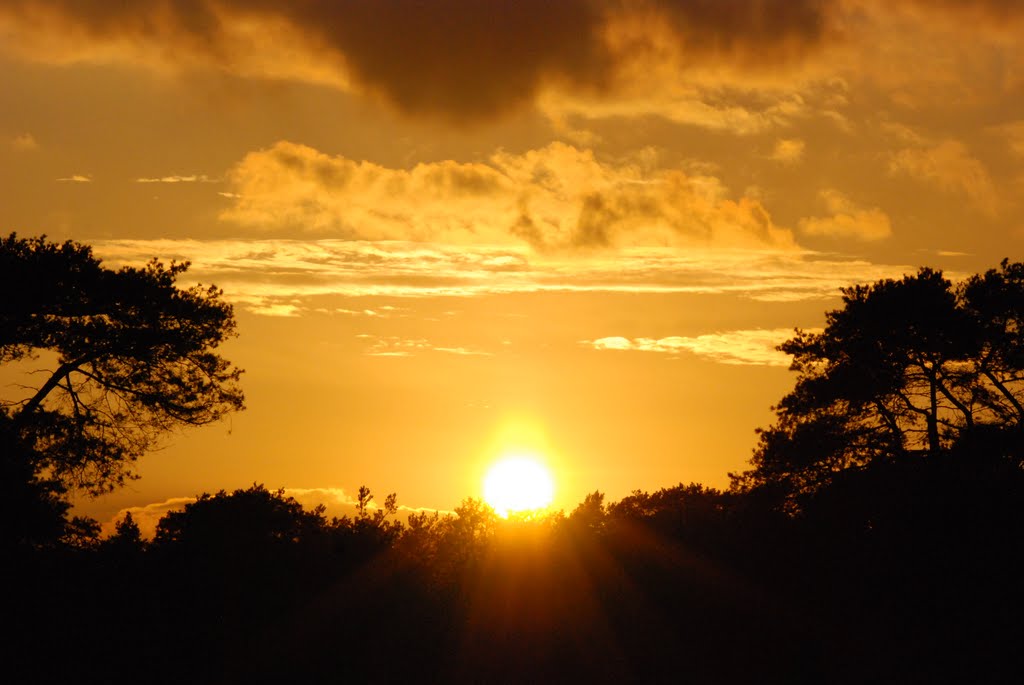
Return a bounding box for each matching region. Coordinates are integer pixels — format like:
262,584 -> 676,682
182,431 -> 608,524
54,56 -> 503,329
1,0 -> 1023,532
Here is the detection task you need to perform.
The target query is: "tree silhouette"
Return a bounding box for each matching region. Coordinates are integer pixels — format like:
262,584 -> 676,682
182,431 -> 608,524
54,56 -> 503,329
735,261 -> 1024,502
0,234 -> 244,495
0,413 -> 72,549
154,484 -> 324,553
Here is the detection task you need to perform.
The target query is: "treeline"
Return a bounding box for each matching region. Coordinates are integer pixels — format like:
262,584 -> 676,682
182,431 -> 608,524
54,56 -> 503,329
4,236 -> 1024,682
6,471 -> 1024,684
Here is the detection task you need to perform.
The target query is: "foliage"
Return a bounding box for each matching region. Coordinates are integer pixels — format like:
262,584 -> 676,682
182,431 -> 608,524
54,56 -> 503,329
736,260 -> 1024,502
7,478 -> 1023,684
154,484 -> 324,553
0,233 -> 244,495
0,412 -> 71,550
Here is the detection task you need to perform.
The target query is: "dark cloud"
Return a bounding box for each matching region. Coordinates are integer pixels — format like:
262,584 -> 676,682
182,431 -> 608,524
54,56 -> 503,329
650,0 -> 832,65
1,0 -> 848,121
7,1 -> 1019,121
279,0 -> 615,122
924,0 -> 1024,18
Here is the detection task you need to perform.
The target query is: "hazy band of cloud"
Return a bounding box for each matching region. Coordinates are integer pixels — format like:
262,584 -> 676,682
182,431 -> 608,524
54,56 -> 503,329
584,328 -> 803,366
89,237 -> 918,315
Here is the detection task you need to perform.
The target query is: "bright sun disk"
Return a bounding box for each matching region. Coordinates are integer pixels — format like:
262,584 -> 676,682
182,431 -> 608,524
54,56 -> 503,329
483,456 -> 555,516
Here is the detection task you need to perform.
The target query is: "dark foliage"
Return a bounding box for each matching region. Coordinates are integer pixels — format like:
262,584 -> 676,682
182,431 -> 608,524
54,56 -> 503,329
5,476 -> 1021,685
0,233 -> 244,497
735,260 -> 1024,505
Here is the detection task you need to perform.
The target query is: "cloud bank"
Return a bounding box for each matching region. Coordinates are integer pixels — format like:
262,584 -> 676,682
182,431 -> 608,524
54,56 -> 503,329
4,1 -> 1019,124
0,0 -> 834,122
223,141 -> 796,250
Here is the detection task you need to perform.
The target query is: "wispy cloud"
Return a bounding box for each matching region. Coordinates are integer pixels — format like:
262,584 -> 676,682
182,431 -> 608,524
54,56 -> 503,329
359,334 -> 492,358
584,328 -> 806,366
331,305 -> 404,318
56,174 -> 91,182
135,174 -> 218,183
90,238 -> 920,315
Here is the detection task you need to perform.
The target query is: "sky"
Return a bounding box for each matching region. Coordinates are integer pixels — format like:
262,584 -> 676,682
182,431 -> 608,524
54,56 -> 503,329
1,0 -> 1023,532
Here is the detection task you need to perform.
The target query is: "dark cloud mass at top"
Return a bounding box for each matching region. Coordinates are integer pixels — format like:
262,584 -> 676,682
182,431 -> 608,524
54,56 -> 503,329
1,0 -> 1020,121
0,0 -> 833,121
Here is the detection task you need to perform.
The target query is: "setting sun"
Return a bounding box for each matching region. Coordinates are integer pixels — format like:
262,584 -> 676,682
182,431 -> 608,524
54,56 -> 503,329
483,456 -> 555,517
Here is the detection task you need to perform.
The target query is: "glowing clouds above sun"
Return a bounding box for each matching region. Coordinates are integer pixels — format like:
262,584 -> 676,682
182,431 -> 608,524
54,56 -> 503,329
483,456 -> 555,517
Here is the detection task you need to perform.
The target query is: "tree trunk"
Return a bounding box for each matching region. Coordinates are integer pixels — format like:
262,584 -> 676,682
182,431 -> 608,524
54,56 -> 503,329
927,368 -> 941,456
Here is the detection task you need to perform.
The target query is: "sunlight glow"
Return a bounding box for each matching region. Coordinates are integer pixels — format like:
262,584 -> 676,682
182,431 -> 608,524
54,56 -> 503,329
483,456 -> 555,517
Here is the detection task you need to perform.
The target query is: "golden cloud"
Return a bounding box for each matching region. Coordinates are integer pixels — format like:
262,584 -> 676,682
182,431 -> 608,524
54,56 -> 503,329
223,141 -> 796,250
798,189 -> 892,241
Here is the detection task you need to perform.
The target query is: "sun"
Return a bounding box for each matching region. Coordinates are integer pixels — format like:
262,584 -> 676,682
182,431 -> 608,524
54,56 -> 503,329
483,456 -> 555,517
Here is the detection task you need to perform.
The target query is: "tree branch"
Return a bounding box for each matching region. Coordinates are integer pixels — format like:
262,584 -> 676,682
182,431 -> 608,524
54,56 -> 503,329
17,357 -> 92,419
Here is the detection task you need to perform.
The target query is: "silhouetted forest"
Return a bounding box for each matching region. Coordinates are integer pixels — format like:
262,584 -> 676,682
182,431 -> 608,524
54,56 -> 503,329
3,237 -> 1024,683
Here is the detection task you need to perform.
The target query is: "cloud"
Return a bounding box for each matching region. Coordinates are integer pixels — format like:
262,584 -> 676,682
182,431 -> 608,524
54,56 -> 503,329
223,141 -> 796,250
0,1 -> 843,123
332,306 -> 403,318
90,237 -> 921,313
56,174 -> 91,182
102,487 -> 448,538
889,139 -> 999,216
3,1 -> 1023,130
770,138 -> 806,164
798,189 -> 892,241
584,328 -> 804,366
102,496 -> 196,539
246,302 -> 301,317
359,335 -> 492,358
991,121 -> 1024,157
135,174 -> 217,183
10,132 -> 38,150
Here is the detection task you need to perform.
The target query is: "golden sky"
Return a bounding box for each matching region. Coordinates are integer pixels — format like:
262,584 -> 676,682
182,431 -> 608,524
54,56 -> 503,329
1,0 -> 1023,529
